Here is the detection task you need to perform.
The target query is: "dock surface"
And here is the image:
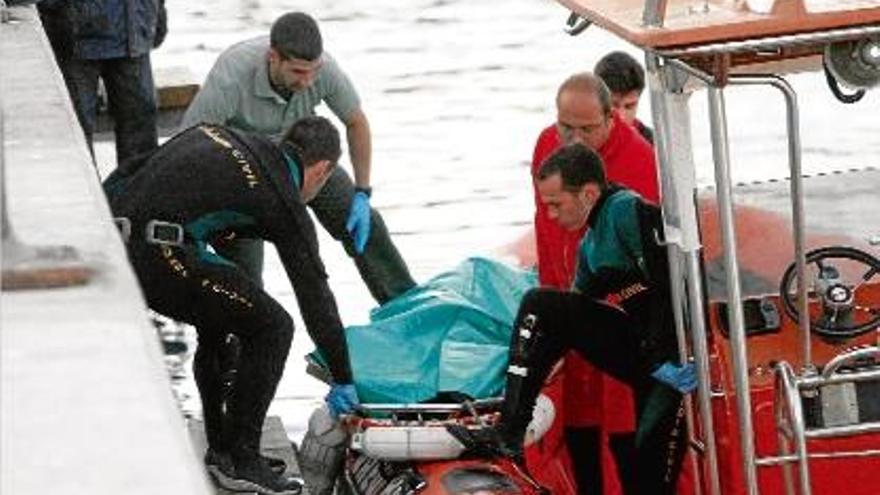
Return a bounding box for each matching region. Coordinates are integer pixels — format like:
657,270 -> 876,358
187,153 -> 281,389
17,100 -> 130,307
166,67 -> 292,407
1,6 -> 211,494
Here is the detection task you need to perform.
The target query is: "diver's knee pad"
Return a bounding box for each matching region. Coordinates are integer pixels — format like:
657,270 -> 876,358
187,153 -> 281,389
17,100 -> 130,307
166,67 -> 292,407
298,405 -> 347,495
507,313 -> 540,388
503,314 -> 542,433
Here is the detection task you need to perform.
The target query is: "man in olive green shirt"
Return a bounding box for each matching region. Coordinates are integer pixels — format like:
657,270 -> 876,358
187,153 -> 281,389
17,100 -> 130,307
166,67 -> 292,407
182,11 -> 415,303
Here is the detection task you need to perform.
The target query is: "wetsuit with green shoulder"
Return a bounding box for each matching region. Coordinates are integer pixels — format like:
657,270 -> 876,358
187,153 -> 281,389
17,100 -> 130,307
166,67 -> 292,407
105,124 -> 352,458
499,186 -> 686,495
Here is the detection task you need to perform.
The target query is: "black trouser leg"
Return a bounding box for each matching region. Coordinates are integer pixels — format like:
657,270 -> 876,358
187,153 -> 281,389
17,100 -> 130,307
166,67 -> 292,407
500,289 -> 633,446
501,288 -> 685,494
565,426 -> 603,495
499,290 -> 571,448
58,58 -> 101,157
103,55 -> 159,164
609,432 -> 638,495
193,329 -> 229,452
225,304 -> 294,457
631,385 -> 687,495
132,244 -> 295,460
308,166 -> 416,304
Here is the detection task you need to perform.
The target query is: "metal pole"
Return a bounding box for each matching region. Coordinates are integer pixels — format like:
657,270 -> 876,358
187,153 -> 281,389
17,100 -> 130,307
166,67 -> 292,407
775,361 -> 812,495
653,89 -> 705,495
707,85 -> 760,495
726,75 -> 812,372
646,53 -> 721,495
642,0 -> 669,27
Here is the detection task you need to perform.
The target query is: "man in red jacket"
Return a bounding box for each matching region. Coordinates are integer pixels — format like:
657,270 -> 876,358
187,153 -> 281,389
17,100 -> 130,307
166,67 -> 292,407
530,72 -> 658,495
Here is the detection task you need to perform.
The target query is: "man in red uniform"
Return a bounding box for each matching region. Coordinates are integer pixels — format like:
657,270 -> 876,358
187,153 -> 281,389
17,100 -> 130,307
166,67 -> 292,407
530,72 -> 658,495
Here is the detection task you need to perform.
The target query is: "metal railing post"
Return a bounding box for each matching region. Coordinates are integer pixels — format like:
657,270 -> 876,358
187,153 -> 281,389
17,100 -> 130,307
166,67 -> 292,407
646,53 -> 721,495
707,85 -> 761,495
642,0 -> 669,27
726,75 -> 812,373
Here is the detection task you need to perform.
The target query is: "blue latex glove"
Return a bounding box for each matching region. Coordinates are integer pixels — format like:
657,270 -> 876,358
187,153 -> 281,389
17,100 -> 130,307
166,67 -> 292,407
651,362 -> 697,394
325,384 -> 360,419
345,191 -> 372,255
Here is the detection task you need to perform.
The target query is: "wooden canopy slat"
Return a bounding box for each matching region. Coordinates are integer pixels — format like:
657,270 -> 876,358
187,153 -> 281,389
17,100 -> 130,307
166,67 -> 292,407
557,0 -> 880,50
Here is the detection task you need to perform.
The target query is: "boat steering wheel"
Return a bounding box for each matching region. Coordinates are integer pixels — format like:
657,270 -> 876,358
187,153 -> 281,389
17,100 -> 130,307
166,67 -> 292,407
779,246 -> 880,340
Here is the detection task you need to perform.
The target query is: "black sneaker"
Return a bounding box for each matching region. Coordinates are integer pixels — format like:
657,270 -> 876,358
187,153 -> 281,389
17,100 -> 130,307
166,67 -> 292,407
210,454 -> 303,495
205,448 -> 287,476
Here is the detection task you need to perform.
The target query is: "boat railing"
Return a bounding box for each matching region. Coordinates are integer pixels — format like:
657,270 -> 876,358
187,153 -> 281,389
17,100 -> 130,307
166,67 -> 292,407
769,346 -> 880,495
355,398 -> 503,416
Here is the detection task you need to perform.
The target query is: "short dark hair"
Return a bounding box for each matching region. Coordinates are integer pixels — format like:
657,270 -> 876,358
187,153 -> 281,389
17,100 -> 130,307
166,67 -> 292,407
283,116 -> 341,167
270,12 -> 323,61
537,144 -> 607,192
557,72 -> 612,117
594,51 -> 645,95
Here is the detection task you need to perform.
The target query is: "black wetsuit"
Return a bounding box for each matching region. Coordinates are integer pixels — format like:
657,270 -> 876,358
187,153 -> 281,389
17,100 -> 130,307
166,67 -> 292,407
501,187 -> 686,495
104,124 -> 352,459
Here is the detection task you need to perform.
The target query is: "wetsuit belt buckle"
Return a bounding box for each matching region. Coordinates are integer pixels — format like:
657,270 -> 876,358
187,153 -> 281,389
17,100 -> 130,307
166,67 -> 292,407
113,217 -> 131,243
145,220 -> 184,247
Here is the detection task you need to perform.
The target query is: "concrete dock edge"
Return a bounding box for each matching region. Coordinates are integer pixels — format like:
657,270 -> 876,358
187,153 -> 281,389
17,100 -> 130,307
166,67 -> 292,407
1,6 -> 212,494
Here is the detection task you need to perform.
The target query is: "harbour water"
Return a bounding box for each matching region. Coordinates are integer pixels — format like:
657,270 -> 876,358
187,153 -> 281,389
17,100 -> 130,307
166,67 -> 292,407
101,0 -> 879,442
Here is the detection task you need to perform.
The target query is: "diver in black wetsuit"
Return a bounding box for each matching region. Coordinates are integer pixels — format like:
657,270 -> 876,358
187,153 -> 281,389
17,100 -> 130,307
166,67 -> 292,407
104,116 -> 358,495
450,144 -> 695,495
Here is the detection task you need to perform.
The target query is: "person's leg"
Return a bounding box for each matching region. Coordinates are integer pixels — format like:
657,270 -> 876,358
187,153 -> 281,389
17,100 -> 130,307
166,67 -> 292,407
102,55 -> 159,164
608,432 -> 638,495
307,167 -> 416,304
57,58 -> 102,157
193,328 -> 230,453
631,383 -> 688,495
175,265 -> 292,462
564,426 -> 603,495
500,289 -> 588,450
189,266 -> 299,493
500,289 -> 643,452
131,244 -> 299,493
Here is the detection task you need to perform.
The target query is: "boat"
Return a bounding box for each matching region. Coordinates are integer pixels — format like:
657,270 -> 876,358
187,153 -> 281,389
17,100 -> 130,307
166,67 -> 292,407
550,1 -> 880,494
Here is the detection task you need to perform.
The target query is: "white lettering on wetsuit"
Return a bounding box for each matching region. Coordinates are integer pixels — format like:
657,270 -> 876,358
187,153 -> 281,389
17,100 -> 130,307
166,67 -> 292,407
606,281 -> 648,306
199,125 -> 260,189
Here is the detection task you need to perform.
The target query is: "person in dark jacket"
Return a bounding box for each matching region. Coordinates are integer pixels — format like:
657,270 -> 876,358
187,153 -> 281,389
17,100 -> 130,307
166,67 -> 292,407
38,0 -> 167,165
104,116 -> 358,495
489,144 -> 694,494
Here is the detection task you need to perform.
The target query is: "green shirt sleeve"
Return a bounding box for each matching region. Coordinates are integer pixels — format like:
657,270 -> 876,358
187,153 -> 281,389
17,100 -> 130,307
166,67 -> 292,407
179,61 -> 239,131
319,54 -> 361,122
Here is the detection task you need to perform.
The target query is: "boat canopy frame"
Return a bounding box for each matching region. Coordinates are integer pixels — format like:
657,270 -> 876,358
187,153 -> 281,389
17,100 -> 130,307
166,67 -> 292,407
557,2 -> 880,494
